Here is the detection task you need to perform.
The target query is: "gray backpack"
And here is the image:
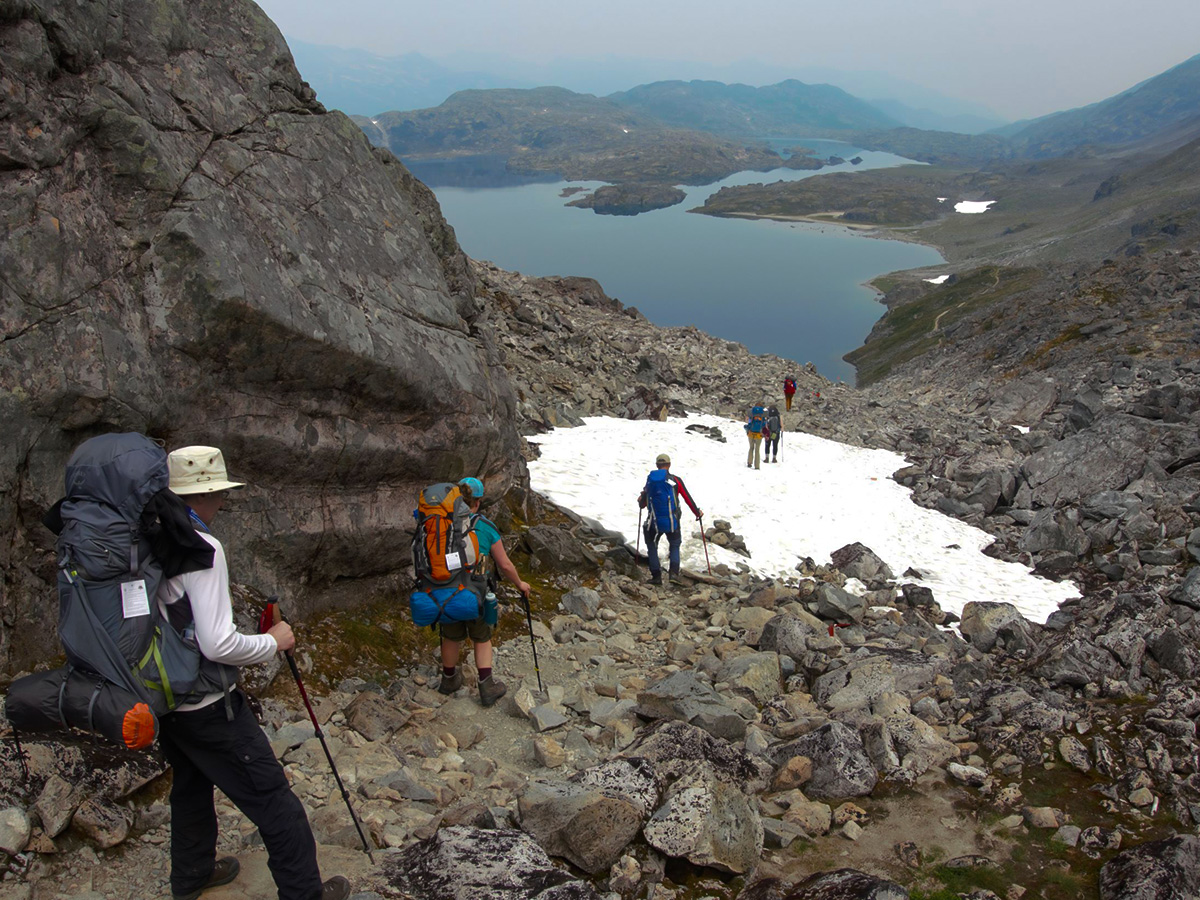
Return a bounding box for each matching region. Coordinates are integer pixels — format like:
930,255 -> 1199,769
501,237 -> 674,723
5,433 -> 233,749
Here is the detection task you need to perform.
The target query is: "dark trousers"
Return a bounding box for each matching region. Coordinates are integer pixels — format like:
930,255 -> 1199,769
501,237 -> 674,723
645,526 -> 682,577
158,690 -> 322,900
765,435 -> 779,458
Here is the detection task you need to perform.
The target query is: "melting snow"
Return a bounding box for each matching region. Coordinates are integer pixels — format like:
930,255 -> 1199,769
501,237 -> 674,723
528,414 -> 1078,624
955,200 -> 996,214
925,275 -> 951,284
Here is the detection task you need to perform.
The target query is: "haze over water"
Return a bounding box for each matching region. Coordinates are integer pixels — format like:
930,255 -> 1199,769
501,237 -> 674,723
414,143 -> 943,382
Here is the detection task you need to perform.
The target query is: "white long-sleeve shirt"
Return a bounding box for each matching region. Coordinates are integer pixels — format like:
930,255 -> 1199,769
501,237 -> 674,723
157,531 -> 277,710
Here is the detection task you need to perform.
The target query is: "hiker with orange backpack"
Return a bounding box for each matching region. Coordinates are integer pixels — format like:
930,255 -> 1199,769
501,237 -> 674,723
745,405 -> 767,469
431,477 -> 529,707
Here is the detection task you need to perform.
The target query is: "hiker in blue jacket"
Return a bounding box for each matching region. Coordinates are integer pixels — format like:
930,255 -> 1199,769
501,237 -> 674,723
745,405 -> 767,469
638,453 -> 703,586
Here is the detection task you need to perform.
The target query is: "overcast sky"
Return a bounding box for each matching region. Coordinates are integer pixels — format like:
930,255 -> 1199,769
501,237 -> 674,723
254,0 -> 1199,120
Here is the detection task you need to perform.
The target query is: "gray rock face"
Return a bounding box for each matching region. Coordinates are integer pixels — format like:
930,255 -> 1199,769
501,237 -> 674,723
643,771 -> 763,874
760,615 -> 819,661
772,722 -> 877,800
1099,834 -> 1200,900
71,798 -> 132,849
0,807 -> 31,855
384,826 -> 602,899
624,720 -> 772,794
560,587 -> 602,620
0,0 -> 525,669
814,583 -> 867,623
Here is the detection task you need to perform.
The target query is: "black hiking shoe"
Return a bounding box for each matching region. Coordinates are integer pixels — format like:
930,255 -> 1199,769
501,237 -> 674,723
172,857 -> 240,900
479,675 -> 507,707
649,573 -> 662,585
437,670 -> 463,695
669,574 -> 683,586
322,876 -> 351,900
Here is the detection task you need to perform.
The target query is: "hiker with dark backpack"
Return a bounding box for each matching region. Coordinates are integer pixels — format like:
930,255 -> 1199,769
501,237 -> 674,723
764,406 -> 782,463
156,446 -> 351,900
638,454 -> 703,586
783,375 -> 797,411
420,477 -> 529,707
745,405 -> 767,470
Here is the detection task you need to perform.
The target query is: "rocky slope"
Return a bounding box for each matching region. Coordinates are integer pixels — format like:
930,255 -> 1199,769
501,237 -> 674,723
0,0 -> 524,672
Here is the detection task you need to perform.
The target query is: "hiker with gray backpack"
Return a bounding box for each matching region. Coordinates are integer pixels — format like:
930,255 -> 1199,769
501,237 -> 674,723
5,435 -> 352,900
764,405 -> 782,462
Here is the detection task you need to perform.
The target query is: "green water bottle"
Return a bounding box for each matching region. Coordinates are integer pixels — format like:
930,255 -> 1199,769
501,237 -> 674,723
484,591 -> 499,626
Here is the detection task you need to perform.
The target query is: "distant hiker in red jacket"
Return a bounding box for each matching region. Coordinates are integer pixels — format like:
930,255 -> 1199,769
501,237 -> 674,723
783,375 -> 797,411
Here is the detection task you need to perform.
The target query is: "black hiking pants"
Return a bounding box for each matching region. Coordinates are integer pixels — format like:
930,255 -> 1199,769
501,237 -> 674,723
159,690 -> 323,900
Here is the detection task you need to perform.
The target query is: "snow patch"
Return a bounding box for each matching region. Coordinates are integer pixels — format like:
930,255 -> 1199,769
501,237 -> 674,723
527,414 -> 1078,624
955,200 -> 996,214
925,275 -> 950,284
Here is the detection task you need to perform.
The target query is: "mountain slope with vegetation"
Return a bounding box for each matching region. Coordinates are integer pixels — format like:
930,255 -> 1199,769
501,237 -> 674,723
368,86 -> 790,183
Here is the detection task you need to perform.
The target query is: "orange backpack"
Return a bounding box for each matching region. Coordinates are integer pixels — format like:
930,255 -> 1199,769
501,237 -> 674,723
411,483 -> 483,590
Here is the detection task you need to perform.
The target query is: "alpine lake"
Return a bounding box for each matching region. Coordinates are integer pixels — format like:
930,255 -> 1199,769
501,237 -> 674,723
408,141 -> 944,383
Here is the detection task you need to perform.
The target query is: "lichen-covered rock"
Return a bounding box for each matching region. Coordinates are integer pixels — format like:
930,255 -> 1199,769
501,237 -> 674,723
959,602 -> 1038,654
781,867 -> 909,899
0,806 -> 31,855
771,722 -> 877,800
623,720 -> 772,794
643,771 -> 763,874
384,826 -> 602,899
1099,834 -> 1200,900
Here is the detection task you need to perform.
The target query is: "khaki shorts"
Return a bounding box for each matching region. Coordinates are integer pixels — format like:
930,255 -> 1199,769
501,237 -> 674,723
439,618 -> 492,642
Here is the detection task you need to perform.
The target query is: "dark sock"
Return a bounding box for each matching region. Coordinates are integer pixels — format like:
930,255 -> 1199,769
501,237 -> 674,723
479,667 -> 492,682
443,666 -> 456,678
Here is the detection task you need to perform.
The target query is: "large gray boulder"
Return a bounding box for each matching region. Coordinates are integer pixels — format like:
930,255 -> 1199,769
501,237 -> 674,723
517,780 -> 645,875
635,671 -> 747,740
759,615 -> 820,662
814,583 -> 866,623
1099,834 -> 1200,900
643,771 -> 763,874
771,722 -> 877,800
623,720 -> 772,794
829,543 -> 894,584
959,602 -> 1038,654
384,826 -> 602,899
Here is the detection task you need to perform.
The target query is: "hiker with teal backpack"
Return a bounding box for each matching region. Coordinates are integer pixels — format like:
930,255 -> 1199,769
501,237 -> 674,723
745,405 -> 767,469
430,477 -> 529,707
638,454 -> 703,586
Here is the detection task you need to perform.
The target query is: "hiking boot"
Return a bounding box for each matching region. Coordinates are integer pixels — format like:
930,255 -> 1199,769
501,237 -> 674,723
479,675 -> 507,708
437,669 -> 463,695
669,574 -> 683,586
172,857 -> 240,900
322,876 -> 351,900
649,573 -> 662,585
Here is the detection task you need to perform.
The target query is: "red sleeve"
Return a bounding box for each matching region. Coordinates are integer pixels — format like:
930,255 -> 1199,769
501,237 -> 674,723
672,476 -> 701,517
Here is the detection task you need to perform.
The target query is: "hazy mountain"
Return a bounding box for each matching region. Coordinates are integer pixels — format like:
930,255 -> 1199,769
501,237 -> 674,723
866,98 -> 1005,135
287,40 -> 520,115
1005,52 -> 1200,156
607,79 -> 899,138
285,39 -> 1003,129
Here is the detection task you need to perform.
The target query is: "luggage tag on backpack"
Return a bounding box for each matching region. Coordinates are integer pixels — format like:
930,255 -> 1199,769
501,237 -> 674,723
444,552 -> 462,571
120,579 -> 151,618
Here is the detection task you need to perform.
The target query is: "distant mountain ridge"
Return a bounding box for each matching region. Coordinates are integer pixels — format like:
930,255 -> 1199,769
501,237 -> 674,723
607,79 -> 900,137
1006,52 -> 1200,156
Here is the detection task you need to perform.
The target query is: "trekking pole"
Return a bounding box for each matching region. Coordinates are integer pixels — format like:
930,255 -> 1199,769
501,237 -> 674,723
260,598 -> 375,863
698,516 -> 712,575
519,589 -> 544,693
636,506 -> 643,560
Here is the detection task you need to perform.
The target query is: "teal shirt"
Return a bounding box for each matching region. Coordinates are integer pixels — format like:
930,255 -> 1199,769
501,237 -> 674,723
475,516 -> 501,558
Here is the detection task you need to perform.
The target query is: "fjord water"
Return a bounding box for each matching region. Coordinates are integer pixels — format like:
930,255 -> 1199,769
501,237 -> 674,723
414,143 -> 943,382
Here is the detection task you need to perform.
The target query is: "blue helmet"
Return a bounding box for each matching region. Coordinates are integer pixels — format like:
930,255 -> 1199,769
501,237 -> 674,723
459,477 -> 484,500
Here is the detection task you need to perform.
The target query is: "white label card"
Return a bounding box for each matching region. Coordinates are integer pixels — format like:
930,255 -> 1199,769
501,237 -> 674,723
121,579 -> 151,618
444,552 -> 462,571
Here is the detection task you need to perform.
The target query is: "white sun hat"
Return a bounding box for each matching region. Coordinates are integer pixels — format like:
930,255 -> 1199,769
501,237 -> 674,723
168,446 -> 246,495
